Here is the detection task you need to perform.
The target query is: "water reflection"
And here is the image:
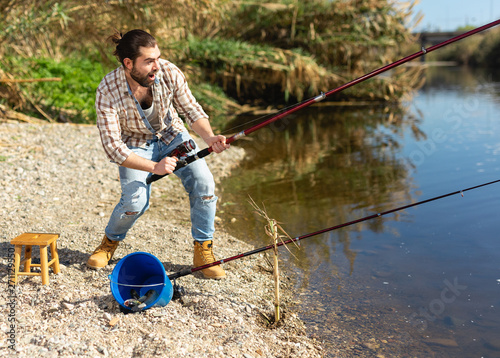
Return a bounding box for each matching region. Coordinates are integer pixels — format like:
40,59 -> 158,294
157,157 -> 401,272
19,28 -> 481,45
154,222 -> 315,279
219,66 -> 500,357
422,65 -> 500,93
219,102 -> 423,281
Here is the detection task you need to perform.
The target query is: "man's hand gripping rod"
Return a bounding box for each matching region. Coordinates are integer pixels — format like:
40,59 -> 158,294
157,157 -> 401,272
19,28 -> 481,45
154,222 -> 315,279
146,139 -> 196,184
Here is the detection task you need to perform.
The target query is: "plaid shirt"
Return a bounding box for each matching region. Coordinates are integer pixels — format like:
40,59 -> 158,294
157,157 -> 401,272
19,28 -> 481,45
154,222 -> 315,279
96,59 -> 208,164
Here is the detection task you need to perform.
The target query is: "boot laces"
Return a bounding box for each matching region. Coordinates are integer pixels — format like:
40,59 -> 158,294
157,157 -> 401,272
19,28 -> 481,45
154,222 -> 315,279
94,238 -> 117,255
198,243 -> 216,264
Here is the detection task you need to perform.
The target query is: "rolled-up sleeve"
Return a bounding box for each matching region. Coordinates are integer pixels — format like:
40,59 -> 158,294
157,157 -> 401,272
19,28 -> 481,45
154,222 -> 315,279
96,87 -> 132,165
168,64 -> 209,128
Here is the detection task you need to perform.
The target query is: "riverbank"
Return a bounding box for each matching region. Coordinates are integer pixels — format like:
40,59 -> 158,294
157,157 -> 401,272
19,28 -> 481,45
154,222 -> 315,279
0,120 -> 324,357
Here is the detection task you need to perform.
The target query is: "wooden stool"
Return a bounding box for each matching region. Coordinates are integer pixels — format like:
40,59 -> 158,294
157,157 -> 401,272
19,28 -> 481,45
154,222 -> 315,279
10,233 -> 61,285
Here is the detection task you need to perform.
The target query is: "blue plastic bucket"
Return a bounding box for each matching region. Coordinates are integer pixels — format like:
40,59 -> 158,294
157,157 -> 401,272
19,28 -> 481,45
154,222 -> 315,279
109,252 -> 173,311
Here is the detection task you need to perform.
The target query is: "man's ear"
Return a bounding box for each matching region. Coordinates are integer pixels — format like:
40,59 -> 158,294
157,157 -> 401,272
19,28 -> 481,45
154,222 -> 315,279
123,58 -> 133,70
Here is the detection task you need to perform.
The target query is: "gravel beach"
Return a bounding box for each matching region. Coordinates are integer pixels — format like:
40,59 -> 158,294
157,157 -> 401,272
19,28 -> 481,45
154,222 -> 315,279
0,120 -> 324,358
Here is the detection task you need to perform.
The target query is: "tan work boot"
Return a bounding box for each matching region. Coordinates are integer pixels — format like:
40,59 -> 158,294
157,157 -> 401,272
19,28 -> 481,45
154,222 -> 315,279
87,235 -> 120,269
193,240 -> 226,279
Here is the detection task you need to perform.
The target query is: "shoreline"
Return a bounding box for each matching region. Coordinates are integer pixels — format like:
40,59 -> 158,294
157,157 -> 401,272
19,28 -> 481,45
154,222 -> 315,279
0,120 -> 324,357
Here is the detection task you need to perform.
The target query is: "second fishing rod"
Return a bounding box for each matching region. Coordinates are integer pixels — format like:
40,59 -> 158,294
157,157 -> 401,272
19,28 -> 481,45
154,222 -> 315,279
147,18 -> 500,185
168,178 -> 500,282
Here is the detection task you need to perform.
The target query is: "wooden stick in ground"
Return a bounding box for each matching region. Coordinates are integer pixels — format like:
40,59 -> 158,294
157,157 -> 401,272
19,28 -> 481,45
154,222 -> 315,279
248,196 -> 299,324
270,219 -> 280,323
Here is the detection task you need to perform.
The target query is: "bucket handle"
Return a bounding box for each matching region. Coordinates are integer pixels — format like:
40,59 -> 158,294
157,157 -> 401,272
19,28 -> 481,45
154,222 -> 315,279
108,275 -> 167,288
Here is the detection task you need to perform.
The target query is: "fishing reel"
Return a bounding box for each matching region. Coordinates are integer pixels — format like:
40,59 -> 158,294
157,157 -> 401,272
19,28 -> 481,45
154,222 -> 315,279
172,279 -> 186,301
167,139 -> 195,159
146,139 -> 196,184
167,139 -> 195,173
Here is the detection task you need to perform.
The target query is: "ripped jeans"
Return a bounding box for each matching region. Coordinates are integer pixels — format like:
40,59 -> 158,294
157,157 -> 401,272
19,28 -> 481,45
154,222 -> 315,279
105,131 -> 217,243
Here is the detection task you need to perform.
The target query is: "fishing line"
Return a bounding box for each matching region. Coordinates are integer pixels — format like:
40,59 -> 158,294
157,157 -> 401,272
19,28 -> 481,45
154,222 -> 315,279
168,178 -> 500,281
148,19 -> 500,185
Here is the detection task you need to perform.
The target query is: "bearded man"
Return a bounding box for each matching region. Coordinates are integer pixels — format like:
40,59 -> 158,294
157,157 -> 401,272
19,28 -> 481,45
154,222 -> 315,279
87,29 -> 229,279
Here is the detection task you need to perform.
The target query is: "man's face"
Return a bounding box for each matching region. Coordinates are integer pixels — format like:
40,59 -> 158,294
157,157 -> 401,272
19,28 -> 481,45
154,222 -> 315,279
128,44 -> 161,88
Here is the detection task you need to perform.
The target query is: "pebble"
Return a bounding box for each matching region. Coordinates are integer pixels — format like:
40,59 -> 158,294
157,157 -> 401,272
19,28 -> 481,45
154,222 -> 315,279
61,302 -> 74,310
423,337 -> 459,348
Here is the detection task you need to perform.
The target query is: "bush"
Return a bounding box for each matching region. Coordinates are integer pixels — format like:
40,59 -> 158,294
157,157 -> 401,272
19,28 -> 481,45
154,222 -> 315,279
1,55 -> 109,123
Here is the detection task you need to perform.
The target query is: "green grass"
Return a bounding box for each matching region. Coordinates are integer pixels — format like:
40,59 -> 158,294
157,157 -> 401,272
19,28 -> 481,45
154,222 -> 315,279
1,55 -> 110,123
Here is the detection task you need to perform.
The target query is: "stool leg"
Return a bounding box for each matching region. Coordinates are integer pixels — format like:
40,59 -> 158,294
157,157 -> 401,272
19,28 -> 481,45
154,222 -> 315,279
12,246 -> 22,285
40,245 -> 49,285
49,241 -> 60,274
24,245 -> 32,272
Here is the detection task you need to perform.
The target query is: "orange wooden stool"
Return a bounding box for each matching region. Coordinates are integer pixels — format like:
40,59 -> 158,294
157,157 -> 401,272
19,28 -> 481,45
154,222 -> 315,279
10,233 -> 61,285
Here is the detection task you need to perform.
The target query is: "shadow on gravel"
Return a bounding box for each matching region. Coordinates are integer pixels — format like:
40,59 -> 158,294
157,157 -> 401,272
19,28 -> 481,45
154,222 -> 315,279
0,241 -> 16,283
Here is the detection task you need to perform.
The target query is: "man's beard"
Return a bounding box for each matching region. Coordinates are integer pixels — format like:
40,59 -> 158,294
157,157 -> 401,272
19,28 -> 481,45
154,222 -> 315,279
130,66 -> 156,88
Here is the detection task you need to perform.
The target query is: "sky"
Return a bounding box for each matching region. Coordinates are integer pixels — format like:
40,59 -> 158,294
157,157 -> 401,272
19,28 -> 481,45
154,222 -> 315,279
405,0 -> 500,32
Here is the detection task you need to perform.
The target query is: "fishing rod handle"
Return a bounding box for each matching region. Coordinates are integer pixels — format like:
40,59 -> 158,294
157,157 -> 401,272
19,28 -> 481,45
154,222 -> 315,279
168,268 -> 193,280
146,147 -> 211,184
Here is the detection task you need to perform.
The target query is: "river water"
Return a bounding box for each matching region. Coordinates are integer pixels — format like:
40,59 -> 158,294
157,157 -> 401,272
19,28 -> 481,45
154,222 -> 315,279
218,65 -> 500,357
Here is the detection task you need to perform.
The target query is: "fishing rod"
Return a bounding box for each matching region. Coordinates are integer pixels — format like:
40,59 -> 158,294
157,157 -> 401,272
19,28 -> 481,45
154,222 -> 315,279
168,178 -> 500,281
147,19 -> 500,185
